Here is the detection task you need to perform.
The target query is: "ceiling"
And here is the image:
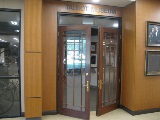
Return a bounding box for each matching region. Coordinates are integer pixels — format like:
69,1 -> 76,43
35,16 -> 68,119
60,0 -> 135,7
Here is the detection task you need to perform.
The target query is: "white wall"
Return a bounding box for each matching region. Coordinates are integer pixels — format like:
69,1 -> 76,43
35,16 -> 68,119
90,36 -> 98,86
0,0 -> 24,112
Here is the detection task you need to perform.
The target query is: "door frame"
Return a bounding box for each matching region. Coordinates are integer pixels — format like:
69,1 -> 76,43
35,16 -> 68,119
57,12 -> 122,118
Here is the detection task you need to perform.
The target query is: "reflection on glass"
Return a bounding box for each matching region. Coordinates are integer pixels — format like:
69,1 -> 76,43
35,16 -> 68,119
62,30 -> 86,111
0,78 -> 20,117
0,10 -> 20,118
0,38 -> 19,76
102,33 -> 118,107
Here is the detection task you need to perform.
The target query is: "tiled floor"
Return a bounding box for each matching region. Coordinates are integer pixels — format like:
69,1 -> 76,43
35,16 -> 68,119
2,109 -> 160,120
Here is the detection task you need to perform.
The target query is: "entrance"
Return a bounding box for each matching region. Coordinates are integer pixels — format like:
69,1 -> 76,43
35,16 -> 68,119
58,25 -> 91,119
58,14 -> 121,119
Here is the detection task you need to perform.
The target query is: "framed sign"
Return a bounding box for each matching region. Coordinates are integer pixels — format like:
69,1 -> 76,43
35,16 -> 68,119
146,21 -> 160,47
145,50 -> 160,75
91,54 -> 97,67
91,42 -> 97,53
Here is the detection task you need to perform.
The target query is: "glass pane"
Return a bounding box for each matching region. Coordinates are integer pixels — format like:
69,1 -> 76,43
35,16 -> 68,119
0,78 -> 20,117
0,10 -> 20,118
63,30 -> 86,111
0,35 -> 19,76
102,32 -> 118,107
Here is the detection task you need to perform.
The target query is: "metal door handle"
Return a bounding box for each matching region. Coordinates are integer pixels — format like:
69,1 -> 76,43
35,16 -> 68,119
83,81 -> 89,92
98,80 -> 102,90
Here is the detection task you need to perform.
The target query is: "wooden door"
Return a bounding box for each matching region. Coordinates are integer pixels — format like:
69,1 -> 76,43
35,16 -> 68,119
97,27 -> 121,116
58,25 -> 91,119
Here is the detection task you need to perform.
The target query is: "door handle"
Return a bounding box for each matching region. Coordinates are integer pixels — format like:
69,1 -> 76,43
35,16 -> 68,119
83,81 -> 89,92
98,80 -> 102,90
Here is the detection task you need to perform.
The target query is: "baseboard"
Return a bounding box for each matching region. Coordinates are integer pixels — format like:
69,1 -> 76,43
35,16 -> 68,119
42,110 -> 57,116
21,112 -> 25,117
120,105 -> 160,115
21,110 -> 57,117
26,117 -> 41,120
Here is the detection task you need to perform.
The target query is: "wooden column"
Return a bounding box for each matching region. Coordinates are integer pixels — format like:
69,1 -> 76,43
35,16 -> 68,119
24,0 -> 42,118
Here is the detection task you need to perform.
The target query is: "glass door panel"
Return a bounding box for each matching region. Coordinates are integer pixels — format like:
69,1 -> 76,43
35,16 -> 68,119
0,10 -> 21,118
58,26 -> 91,119
97,27 -> 120,116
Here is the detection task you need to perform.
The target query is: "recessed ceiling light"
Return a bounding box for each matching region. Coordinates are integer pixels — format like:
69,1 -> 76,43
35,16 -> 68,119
92,0 -> 100,3
10,21 -> 18,25
13,37 -> 18,40
113,23 -> 119,27
130,0 -> 136,1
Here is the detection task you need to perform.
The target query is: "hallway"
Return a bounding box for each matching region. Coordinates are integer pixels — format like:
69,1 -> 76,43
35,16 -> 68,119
2,109 -> 160,120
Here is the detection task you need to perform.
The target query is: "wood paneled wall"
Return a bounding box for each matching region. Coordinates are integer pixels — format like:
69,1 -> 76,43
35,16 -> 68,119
135,0 -> 160,111
122,0 -> 160,112
42,1 -> 122,112
42,1 -> 57,111
24,0 -> 42,118
121,3 -> 136,111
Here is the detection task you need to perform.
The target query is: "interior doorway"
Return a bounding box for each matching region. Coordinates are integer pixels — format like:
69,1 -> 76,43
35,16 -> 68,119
57,13 -> 121,119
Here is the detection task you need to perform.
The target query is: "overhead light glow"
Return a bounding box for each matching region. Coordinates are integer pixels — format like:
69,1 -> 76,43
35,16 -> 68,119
11,21 -> 18,25
113,23 -> 119,28
92,0 -> 100,3
130,0 -> 136,1
13,37 -> 18,41
15,30 -> 20,32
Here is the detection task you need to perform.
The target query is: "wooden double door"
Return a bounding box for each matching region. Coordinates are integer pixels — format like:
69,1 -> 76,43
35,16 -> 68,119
58,25 -> 121,119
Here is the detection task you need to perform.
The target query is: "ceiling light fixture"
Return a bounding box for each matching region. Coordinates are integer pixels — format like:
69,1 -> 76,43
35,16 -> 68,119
113,23 -> 119,28
130,0 -> 136,1
13,37 -> 18,40
92,0 -> 100,3
11,21 -> 18,25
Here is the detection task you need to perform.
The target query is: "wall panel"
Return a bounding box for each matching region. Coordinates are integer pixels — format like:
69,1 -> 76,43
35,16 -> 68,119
24,53 -> 42,97
42,2 -> 57,111
24,0 -> 42,52
121,3 -> 136,110
135,0 -> 160,111
25,98 -> 42,118
24,0 -> 42,118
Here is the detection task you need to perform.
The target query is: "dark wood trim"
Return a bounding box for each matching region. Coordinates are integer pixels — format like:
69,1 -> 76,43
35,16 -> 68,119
120,105 -> 160,115
58,25 -> 91,120
97,27 -> 120,116
21,112 -> 25,117
42,110 -> 57,115
26,118 -> 41,120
